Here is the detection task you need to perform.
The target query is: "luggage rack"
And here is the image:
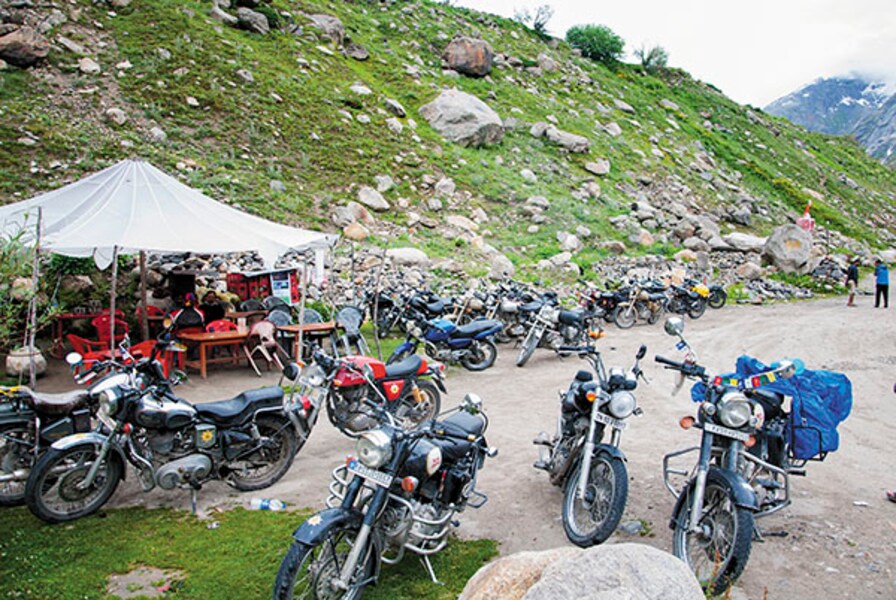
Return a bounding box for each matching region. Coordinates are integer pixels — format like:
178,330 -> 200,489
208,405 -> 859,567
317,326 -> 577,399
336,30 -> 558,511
787,422 -> 829,464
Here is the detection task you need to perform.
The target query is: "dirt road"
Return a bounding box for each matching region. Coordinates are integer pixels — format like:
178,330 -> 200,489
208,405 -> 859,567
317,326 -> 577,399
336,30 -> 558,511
39,296 -> 896,599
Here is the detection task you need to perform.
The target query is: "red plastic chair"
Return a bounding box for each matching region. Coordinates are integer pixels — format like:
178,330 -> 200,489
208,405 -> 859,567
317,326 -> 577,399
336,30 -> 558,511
128,340 -> 176,377
91,315 -> 129,345
66,334 -> 108,371
205,319 -> 238,333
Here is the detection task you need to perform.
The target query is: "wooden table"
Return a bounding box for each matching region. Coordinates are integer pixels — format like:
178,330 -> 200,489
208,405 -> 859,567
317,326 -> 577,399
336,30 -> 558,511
277,321 -> 338,359
176,330 -> 248,379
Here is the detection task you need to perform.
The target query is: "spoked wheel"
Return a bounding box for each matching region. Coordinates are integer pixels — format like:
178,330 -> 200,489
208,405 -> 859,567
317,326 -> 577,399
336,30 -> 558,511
0,424 -> 34,506
25,443 -> 122,523
515,329 -> 540,367
393,380 -> 441,429
687,298 -> 707,319
562,454 -> 628,547
672,475 -> 754,595
272,524 -> 377,600
229,416 -> 301,491
612,305 -> 636,329
460,339 -> 498,371
708,289 -> 727,309
375,311 -> 395,339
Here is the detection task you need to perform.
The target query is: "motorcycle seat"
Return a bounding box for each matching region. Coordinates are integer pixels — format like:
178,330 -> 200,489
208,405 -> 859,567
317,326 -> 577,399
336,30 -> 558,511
454,319 -> 502,338
519,301 -> 543,313
433,411 -> 486,462
21,388 -> 90,416
648,293 -> 667,302
384,355 -> 423,378
558,309 -> 584,326
195,386 -> 284,426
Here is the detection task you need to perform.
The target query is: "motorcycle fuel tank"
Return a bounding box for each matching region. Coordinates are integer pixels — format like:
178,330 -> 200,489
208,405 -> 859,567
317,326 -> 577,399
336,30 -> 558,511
134,396 -> 197,430
333,355 -> 387,387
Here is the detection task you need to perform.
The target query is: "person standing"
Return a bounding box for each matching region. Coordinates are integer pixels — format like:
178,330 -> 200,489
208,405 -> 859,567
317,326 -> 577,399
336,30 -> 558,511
845,258 -> 859,307
874,259 -> 889,308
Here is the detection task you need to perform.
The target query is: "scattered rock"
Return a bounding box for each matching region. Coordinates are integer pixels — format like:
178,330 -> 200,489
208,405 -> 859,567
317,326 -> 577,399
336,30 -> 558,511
307,13 -> 344,47
487,252 -> 516,279
345,42 -> 368,61
540,125 -> 590,153
148,126 -> 167,143
660,98 -> 680,111
0,26 -> 49,68
209,5 -> 238,26
584,159 -> 610,176
520,169 -> 537,183
435,177 -> 456,197
349,82 -> 372,95
418,88 -> 504,148
386,247 -> 429,267
56,35 -> 86,55
343,221 -> 369,241
5,347 -> 46,378
603,122 -> 622,137
442,35 -> 493,77
445,215 -> 478,232
385,118 -> 403,134
384,98 -> 406,117
601,241 -> 626,255
78,56 -> 101,74
613,98 -> 636,114
537,52 -> 559,72
235,68 -> 254,83
356,186 -> 390,212
722,232 -> 767,253
105,107 -> 128,126
237,7 -> 269,34
735,261 -> 764,280
269,179 -> 285,193
374,175 -> 395,193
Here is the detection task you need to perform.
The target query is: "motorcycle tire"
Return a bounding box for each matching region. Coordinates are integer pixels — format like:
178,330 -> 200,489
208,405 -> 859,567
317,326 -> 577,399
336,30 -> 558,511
708,289 -> 727,309
516,329 -> 540,367
0,424 -> 34,506
394,380 -> 442,428
461,339 -> 498,371
672,472 -> 754,595
647,304 -> 666,325
612,305 -> 636,329
273,523 -> 377,600
229,415 -> 301,491
25,442 -> 123,523
375,310 -> 395,339
561,453 -> 628,547
687,298 -> 707,319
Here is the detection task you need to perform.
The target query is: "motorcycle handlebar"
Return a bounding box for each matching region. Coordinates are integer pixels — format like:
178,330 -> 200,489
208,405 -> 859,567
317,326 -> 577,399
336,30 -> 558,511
558,346 -> 594,354
654,355 -> 684,369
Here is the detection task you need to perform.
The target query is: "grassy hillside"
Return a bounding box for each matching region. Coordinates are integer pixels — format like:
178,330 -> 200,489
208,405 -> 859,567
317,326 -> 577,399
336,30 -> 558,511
2,0 -> 895,278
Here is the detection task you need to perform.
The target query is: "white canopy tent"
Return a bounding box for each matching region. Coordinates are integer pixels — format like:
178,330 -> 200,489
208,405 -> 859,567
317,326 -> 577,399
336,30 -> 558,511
0,159 -> 337,369
0,159 -> 335,267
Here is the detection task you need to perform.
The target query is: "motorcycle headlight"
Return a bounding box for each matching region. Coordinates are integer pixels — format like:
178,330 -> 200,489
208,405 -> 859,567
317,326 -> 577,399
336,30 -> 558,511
608,390 -> 636,419
97,387 -> 121,423
718,393 -> 752,428
299,365 -> 326,388
356,429 -> 393,468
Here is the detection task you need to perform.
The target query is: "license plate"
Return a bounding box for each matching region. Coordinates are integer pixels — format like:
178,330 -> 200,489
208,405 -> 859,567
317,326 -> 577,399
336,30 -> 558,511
347,459 -> 393,488
594,411 -> 626,430
704,422 -> 750,441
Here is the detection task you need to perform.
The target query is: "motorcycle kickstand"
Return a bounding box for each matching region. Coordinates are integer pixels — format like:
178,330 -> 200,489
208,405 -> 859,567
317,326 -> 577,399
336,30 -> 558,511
420,555 -> 443,585
189,478 -> 202,515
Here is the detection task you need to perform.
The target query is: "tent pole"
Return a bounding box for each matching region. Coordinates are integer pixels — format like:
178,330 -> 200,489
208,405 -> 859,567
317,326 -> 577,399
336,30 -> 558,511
27,208 -> 42,389
109,245 -> 119,352
139,251 -> 149,340
371,250 -> 386,362
349,241 -> 356,305
297,261 -> 307,358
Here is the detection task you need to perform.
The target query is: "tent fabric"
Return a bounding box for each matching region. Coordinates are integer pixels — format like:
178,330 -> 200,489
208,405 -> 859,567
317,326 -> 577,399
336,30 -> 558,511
0,159 -> 336,267
690,355 -> 852,460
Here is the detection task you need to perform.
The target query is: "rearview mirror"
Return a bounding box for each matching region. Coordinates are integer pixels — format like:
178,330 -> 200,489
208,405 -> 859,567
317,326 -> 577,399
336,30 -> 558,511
65,352 -> 83,367
169,370 -> 188,385
282,362 -> 301,381
636,344 -> 647,360
664,317 -> 684,337
462,393 -> 483,414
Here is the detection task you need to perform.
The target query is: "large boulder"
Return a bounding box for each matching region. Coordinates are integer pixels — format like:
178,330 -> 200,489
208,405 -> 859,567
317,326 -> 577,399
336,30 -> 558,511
442,36 -> 493,77
419,89 -> 504,147
722,232 -> 767,253
459,547 -> 580,600
763,224 -> 814,274
236,8 -> 270,34
386,247 -> 429,267
487,251 -> 516,279
0,26 -> 50,68
307,13 -> 344,47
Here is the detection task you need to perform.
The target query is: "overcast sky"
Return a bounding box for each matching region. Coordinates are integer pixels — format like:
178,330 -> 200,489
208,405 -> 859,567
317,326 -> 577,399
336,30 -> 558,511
455,0 -> 896,106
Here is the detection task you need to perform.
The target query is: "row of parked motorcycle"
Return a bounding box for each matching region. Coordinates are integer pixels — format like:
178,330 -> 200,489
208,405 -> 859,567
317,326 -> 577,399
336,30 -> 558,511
365,275 -> 727,371
1,299 -> 843,597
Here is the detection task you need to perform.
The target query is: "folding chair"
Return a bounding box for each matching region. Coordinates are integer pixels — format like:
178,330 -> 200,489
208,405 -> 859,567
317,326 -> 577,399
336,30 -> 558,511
205,319 -> 243,363
335,305 -> 369,356
244,320 -> 288,376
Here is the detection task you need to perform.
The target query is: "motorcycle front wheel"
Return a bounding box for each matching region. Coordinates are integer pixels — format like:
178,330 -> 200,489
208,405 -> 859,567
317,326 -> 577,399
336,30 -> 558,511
229,416 -> 301,491
562,454 -> 628,547
708,289 -> 727,309
460,339 -> 498,371
612,305 -> 636,329
687,298 -> 707,319
0,424 -> 34,506
394,380 -> 441,428
375,310 -> 395,339
672,476 -> 754,595
25,443 -> 122,523
516,329 -> 540,367
273,524 -> 377,600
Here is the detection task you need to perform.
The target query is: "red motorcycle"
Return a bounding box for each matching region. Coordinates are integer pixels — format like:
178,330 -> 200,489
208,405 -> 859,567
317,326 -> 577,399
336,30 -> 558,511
291,351 -> 445,435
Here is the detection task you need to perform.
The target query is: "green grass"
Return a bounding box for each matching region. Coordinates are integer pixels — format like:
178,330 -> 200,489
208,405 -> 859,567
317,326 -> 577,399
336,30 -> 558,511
0,506 -> 496,599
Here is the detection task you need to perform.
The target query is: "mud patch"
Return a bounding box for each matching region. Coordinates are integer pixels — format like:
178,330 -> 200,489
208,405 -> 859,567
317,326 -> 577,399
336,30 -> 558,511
106,566 -> 185,598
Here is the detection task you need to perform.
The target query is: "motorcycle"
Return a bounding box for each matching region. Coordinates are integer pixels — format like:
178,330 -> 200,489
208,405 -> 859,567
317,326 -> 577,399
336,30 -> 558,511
534,338 -> 646,546
516,302 -> 600,367
389,316 -> 503,372
666,284 -> 707,319
612,280 -> 668,329
272,393 -> 495,599
25,352 -> 306,523
705,282 -> 727,309
655,317 -> 849,593
297,350 -> 445,434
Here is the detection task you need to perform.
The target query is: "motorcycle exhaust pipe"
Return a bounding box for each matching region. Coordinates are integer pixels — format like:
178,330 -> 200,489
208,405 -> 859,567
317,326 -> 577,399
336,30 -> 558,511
0,468 -> 29,483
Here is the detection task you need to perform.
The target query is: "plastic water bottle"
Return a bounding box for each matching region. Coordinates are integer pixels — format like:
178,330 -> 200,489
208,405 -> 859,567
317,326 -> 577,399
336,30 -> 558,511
249,498 -> 286,511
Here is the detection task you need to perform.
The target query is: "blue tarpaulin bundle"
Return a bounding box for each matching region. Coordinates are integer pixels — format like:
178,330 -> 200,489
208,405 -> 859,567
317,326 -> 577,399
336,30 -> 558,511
691,355 -> 852,460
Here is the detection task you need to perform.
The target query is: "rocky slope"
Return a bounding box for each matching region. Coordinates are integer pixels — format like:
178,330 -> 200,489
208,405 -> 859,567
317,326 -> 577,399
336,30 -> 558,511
2,0 -> 896,285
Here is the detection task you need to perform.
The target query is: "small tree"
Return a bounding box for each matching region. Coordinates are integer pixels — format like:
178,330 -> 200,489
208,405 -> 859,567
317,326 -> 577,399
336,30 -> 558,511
566,24 -> 624,64
513,4 -> 554,39
635,44 -> 669,71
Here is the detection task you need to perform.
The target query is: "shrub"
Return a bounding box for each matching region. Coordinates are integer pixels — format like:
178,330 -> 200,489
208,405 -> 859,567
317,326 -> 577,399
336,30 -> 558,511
566,24 -> 624,64
513,4 -> 554,40
634,45 -> 669,71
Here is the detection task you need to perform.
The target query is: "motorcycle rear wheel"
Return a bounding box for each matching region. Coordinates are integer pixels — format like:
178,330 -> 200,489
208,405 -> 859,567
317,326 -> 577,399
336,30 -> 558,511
516,329 -> 540,367
25,443 -> 122,523
562,454 -> 628,547
272,524 -> 377,600
612,305 -> 636,329
708,289 -> 727,309
672,476 -> 753,595
394,380 -> 441,428
461,340 -> 498,371
687,298 -> 707,319
229,416 -> 301,491
0,424 -> 34,506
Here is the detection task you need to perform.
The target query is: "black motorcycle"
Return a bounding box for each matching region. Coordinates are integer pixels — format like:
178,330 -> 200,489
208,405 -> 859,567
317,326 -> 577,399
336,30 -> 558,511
666,284 -> 707,319
25,352 -> 306,523
534,342 -> 646,546
516,301 -> 600,367
272,393 -> 495,599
